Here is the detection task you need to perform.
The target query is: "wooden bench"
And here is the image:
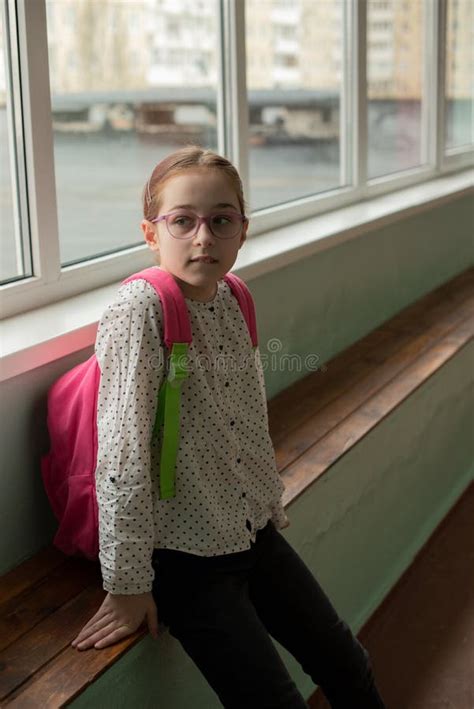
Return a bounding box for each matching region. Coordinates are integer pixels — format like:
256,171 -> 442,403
1,266 -> 472,707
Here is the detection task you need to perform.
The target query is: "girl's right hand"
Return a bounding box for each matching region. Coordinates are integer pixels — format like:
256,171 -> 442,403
71,590 -> 159,650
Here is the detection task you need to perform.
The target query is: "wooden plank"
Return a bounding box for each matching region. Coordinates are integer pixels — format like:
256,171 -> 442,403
268,266 -> 474,437
273,268 -> 473,412
268,329 -> 410,441
269,293 -> 473,447
274,311 -> 473,471
2,620 -> 150,708
381,267 -> 474,335
381,288 -> 474,336
0,585 -> 106,700
0,558 -> 101,652
0,546 -> 67,607
281,316 -> 473,505
267,282 -> 472,431
359,317 -> 474,421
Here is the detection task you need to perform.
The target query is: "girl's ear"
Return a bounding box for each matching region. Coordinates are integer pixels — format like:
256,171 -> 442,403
141,219 -> 160,254
239,219 -> 249,248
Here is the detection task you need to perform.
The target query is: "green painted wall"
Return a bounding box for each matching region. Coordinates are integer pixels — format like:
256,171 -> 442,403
0,192 -> 472,705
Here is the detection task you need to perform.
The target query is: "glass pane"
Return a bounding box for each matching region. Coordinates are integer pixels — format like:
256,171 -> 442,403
246,0 -> 345,212
1,7 -> 30,284
367,0 -> 424,179
445,0 -> 473,150
46,0 -> 219,267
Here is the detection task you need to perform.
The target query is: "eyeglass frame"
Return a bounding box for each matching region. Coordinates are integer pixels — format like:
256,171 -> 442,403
150,210 -> 249,240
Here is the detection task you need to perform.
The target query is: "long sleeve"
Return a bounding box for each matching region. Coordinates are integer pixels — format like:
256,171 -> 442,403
94,279 -> 166,594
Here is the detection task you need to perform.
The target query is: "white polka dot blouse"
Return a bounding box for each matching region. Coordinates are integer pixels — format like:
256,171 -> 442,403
94,271 -> 290,594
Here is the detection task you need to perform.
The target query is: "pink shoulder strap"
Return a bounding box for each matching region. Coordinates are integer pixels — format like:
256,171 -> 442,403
121,267 -> 192,349
223,272 -> 258,347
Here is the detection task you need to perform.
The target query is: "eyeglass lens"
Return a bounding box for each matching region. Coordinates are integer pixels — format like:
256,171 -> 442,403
167,212 -> 242,239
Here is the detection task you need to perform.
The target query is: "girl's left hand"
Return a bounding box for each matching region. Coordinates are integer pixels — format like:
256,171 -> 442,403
71,591 -> 159,650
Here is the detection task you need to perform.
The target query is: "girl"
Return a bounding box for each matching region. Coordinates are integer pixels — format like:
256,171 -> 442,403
71,145 -> 386,709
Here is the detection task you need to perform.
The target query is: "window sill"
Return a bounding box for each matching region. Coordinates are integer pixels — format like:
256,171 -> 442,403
1,168 -> 472,382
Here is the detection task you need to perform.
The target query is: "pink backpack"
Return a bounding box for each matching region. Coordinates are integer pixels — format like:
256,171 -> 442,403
41,267 -> 258,560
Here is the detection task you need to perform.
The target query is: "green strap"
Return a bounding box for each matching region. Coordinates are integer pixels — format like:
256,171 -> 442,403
152,343 -> 190,500
152,342 -> 256,499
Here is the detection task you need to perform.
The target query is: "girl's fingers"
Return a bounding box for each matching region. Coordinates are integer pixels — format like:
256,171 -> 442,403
76,609 -> 113,634
81,605 -> 109,628
93,625 -> 133,649
71,592 -> 150,650
72,611 -> 114,645
71,609 -> 113,644
74,618 -> 120,649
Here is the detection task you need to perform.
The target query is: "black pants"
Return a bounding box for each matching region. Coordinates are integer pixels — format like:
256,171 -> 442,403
151,519 -> 386,709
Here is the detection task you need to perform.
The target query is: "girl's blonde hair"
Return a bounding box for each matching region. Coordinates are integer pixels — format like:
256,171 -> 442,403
142,144 -> 248,222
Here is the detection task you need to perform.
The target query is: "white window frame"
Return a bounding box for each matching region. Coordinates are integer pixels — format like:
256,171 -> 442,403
0,0 -> 472,320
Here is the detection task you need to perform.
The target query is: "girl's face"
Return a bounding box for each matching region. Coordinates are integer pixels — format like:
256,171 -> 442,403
141,168 -> 248,302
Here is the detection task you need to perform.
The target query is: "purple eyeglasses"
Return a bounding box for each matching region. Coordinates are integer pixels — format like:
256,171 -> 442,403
151,210 -> 248,240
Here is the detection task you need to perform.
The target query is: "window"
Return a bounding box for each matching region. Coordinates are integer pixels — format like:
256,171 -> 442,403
445,0 -> 473,149
45,0 -> 219,267
367,0 -> 425,178
246,0 -> 345,211
0,0 -> 472,317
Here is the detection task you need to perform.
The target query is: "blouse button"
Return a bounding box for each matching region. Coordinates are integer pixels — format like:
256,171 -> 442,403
230,420 -> 235,426
242,492 -> 246,498
209,306 -> 215,312
237,457 -> 241,463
